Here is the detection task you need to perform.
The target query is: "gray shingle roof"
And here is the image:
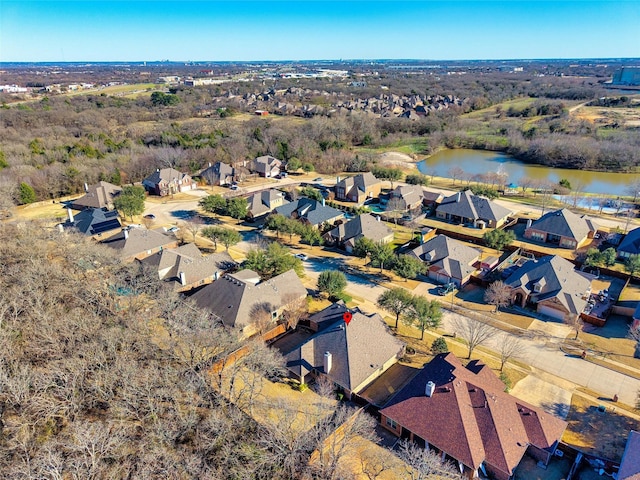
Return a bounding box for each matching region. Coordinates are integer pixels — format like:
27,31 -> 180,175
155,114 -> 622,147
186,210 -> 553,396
247,189 -> 287,217
618,227 -> 640,256
504,255 -> 591,315
140,243 -> 236,290
275,198 -> 344,227
391,185 -> 424,209
618,430 -> 640,480
326,213 -> 393,245
437,190 -> 512,223
280,304 -> 404,392
528,208 -> 597,242
410,234 -> 481,280
66,208 -> 121,236
143,167 -> 191,185
336,172 -> 380,193
102,228 -> 177,259
71,181 -> 122,210
201,162 -> 234,185
190,269 -> 307,329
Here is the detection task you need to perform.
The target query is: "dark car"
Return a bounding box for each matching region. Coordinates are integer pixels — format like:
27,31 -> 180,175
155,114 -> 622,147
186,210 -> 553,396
143,214 -> 156,220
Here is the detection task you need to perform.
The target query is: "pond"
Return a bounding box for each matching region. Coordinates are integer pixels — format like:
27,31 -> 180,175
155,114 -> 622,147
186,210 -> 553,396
417,149 -> 637,195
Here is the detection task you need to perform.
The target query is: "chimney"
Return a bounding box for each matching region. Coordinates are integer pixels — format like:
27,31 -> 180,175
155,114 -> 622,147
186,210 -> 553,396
456,191 -> 461,202
324,351 -> 332,374
377,215 -> 380,222
336,176 -> 340,183
57,224 -> 64,233
425,381 -> 436,397
156,168 -> 160,172
322,198 -> 325,206
208,162 -> 212,167
67,208 -> 74,223
526,218 -> 532,229
123,229 -> 129,240
179,271 -> 186,286
84,182 -> 89,192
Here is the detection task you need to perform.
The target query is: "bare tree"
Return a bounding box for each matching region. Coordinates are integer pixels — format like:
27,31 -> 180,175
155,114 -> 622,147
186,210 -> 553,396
452,316 -> 497,359
447,166 -> 464,185
396,439 -> 462,480
181,216 -> 204,245
565,314 -> 584,340
518,176 -> 534,197
498,332 -> 523,371
281,293 -> 308,330
484,280 -> 512,313
386,196 -> 405,226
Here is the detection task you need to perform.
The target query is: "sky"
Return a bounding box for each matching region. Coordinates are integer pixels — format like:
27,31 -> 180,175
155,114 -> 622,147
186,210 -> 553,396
1,1 -> 638,62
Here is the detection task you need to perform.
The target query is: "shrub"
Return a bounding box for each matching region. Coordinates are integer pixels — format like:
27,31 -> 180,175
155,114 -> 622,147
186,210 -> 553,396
431,337 -> 449,354
297,383 -> 308,392
500,372 -> 512,392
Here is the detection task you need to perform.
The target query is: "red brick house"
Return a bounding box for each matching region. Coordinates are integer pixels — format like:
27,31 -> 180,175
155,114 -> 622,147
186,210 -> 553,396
380,353 -> 567,480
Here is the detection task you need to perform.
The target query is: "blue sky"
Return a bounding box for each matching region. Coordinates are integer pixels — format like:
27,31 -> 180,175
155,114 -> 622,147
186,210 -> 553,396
1,1 -> 638,62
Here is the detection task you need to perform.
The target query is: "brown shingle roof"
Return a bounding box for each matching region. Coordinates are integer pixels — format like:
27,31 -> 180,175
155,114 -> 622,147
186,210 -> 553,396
380,353 -> 567,476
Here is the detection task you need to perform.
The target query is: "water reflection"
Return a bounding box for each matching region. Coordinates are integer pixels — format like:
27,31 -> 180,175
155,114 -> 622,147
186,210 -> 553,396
417,149 -> 636,195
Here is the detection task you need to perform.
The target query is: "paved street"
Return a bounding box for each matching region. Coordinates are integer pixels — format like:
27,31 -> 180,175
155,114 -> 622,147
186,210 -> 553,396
145,183 -> 640,408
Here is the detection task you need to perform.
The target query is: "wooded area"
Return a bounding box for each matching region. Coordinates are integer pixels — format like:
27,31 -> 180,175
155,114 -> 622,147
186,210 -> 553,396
1,63 -> 639,205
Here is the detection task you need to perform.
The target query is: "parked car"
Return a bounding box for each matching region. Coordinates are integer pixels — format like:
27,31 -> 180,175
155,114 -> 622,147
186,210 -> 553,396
230,184 -> 239,190
167,226 -> 180,233
293,253 -> 309,261
313,177 -> 323,182
437,283 -> 456,296
143,214 -> 156,220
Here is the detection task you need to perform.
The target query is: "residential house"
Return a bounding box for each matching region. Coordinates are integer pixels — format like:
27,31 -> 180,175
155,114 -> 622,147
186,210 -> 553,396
324,213 -> 393,253
422,191 -> 445,209
380,353 -> 567,480
504,255 -> 592,322
388,185 -> 424,212
618,430 -> 640,480
101,228 -> 179,262
61,207 -> 122,239
139,243 -> 236,292
142,168 -> 197,196
409,234 -> 481,287
250,155 -> 282,178
246,189 -> 288,220
273,302 -> 405,399
524,208 -> 598,250
200,162 -> 235,186
334,173 -> 382,204
69,181 -> 122,210
191,269 -> 307,337
436,190 -> 512,229
274,198 -> 344,229
617,227 -> 640,259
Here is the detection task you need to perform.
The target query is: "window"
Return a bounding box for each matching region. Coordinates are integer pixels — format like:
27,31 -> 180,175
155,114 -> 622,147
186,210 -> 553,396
386,417 -> 397,429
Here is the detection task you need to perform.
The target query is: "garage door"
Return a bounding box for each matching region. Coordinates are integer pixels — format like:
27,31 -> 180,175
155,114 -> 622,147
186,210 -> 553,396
537,304 -> 565,321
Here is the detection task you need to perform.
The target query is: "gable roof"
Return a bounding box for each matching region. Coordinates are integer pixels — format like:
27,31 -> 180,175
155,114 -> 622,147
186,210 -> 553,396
380,353 -> 567,476
143,168 -> 191,185
391,185 -> 424,207
66,208 -> 122,236
190,269 -> 307,329
437,190 -> 512,223
71,181 -> 122,210
279,304 -> 405,392
140,243 -> 236,290
504,255 -> 591,315
619,431 -> 640,480
201,162 -> 234,184
252,155 -> 282,174
618,227 -> 640,256
275,198 -> 344,227
336,172 -> 380,193
410,234 -> 481,280
247,189 -> 287,217
528,208 -> 597,242
101,228 -> 177,259
326,213 -> 393,245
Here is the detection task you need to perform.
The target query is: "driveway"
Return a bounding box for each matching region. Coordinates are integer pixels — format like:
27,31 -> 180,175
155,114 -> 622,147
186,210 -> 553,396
510,375 -> 573,419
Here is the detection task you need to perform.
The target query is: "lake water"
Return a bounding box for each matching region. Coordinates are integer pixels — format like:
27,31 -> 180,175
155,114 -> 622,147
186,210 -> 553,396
417,149 -> 636,196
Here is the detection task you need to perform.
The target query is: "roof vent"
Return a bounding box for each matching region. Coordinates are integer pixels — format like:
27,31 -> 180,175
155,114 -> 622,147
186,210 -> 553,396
425,381 -> 436,397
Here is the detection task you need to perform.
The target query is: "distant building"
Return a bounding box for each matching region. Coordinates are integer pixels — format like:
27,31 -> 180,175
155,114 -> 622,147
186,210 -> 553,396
61,208 -> 122,238
524,208 -> 597,250
324,213 -> 394,253
69,181 -> 122,211
436,190 -> 512,229
334,173 -> 382,204
200,162 -> 235,186
611,67 -> 640,86
101,228 -> 178,262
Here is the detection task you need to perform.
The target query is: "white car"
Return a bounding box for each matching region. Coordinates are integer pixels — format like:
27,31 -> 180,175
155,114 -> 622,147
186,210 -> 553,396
168,226 -> 180,233
294,253 -> 309,261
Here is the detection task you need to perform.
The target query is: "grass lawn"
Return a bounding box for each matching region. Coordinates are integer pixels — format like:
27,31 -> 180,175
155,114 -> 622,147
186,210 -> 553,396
562,393 -> 640,462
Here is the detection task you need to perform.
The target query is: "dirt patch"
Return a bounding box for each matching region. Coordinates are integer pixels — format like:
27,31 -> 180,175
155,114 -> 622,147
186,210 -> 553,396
562,394 -> 640,462
377,152 -> 419,171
